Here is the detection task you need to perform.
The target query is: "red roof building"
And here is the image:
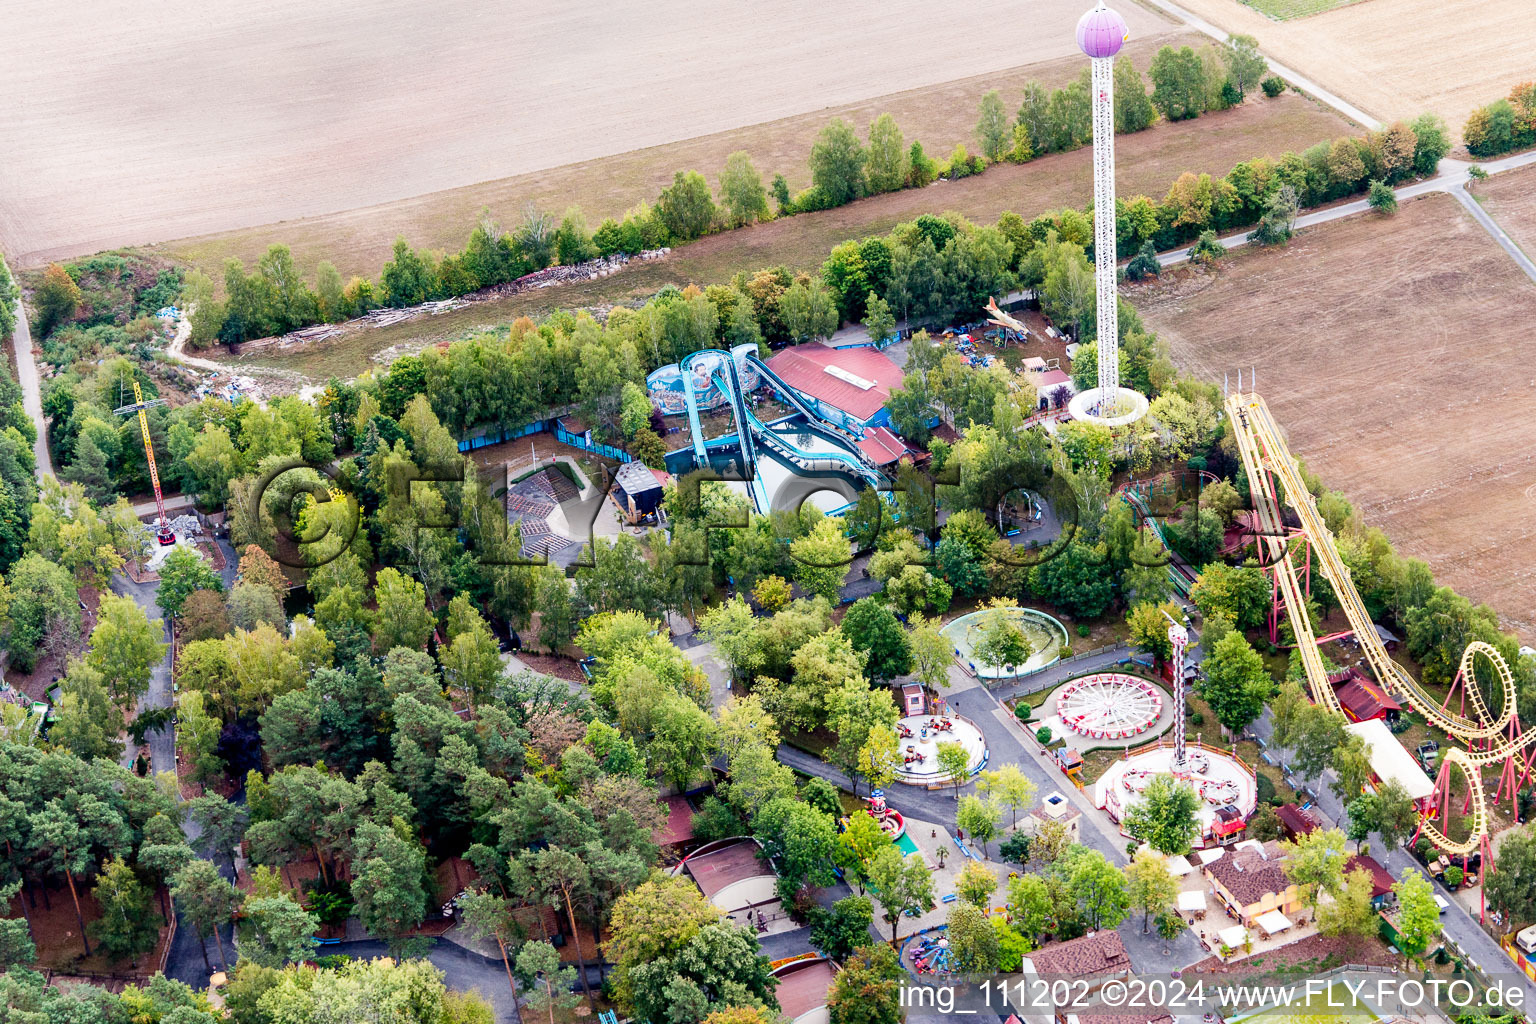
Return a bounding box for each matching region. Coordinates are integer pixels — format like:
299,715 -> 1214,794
1345,854 -> 1396,901
855,426 -> 912,466
654,795 -> 695,849
1330,668 -> 1402,722
1276,803 -> 1319,839
764,344 -> 902,427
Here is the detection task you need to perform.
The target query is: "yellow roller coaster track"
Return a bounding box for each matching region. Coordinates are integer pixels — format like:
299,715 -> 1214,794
1226,392 -> 1527,855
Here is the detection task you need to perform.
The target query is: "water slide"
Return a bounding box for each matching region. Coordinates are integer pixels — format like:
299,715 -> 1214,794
711,358 -> 771,514
744,405 -> 884,490
679,350 -> 717,465
1226,390 -> 1523,856
745,352 -> 838,430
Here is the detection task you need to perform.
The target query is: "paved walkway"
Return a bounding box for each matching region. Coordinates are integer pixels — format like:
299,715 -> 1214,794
8,292 -> 51,477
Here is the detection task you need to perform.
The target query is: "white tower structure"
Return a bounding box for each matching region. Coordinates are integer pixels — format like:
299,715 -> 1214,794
1167,619 -> 1190,775
1067,4 -> 1149,428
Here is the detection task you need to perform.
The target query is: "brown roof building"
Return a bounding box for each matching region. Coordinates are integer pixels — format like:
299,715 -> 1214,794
1204,841 -> 1302,926
1022,930 -> 1130,978
676,838 -> 778,922
1345,854 -> 1396,902
773,957 -> 839,1024
1330,668 -> 1402,722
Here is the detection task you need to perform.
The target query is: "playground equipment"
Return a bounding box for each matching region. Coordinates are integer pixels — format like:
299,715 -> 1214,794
114,379 -> 176,545
1227,390 -> 1533,907
1065,4 -> 1148,429
865,789 -> 907,840
1054,673 -> 1163,740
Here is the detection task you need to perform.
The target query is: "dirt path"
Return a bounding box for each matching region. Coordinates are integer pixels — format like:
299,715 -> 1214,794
164,308 -> 224,373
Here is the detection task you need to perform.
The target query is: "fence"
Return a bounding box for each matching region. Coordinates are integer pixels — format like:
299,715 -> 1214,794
983,645 -> 1142,695
456,416 -> 634,464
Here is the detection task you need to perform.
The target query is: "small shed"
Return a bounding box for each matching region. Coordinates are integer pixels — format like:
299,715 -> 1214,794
1276,803 -> 1320,839
613,461 -> 668,520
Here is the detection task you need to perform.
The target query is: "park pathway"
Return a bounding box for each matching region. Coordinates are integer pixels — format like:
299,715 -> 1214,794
8,289 -> 51,477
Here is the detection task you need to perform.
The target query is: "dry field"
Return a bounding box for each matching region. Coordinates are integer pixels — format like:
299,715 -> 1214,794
221,92 -> 1352,381
154,30 -> 1202,283
1169,0 -> 1536,130
1474,164 -> 1536,263
1131,193 -> 1536,640
0,0 -> 1174,269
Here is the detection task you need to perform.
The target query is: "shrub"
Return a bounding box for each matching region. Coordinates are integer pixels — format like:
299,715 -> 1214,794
1189,230 -> 1226,266
1126,241 -> 1162,281
1076,624 -> 1091,638
1468,165 -> 1489,181
1367,179 -> 1397,215
1260,75 -> 1285,98
1255,772 -> 1276,804
1191,711 -> 1205,726
1014,704 -> 1032,722
1035,726 -> 1052,745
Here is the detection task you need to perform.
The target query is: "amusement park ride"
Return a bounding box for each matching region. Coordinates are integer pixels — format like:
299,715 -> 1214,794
1226,389 -> 1529,916
114,378 -> 177,546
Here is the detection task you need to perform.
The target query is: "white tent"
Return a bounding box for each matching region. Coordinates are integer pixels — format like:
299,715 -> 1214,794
1165,854 -> 1194,877
1177,890 -> 1208,913
1197,847 -> 1225,865
1256,910 -> 1292,936
1218,924 -> 1249,949
1344,718 -> 1435,801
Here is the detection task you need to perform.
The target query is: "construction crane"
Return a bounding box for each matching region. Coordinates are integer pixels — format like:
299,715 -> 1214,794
113,379 -> 177,546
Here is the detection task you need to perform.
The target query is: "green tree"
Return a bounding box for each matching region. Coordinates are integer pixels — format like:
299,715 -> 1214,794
810,893 -> 874,960
936,740 -> 972,802
86,592 -> 164,712
50,657 -> 124,762
241,894 -> 318,967
1367,179 -> 1398,214
956,795 -> 1000,859
977,763 -> 1037,829
156,545 -> 224,619
1122,775 -> 1201,855
1221,34 -> 1267,97
862,291 -> 895,346
753,797 -> 837,888
1346,779 -> 1418,853
1124,848 -> 1179,932
1198,630 -> 1270,734
89,857 -> 159,966
1486,827 -> 1536,927
556,207 -> 597,265
865,114 -> 909,194
1126,601 -> 1179,663
6,553 -> 80,673
1061,846 -> 1130,930
1114,57 -> 1158,133
857,725 -> 900,794
373,567 -> 434,652
976,90 -> 1012,162
628,922 -> 777,1024
955,859 -> 998,909
972,606 -> 1032,679
1409,113 -> 1451,176
657,170 -> 718,241
1148,46 -> 1206,121
1391,872 -> 1442,967
789,517 -> 850,601
810,118 -> 867,206
1318,867 -> 1378,941
171,859 -> 241,970
350,819 -> 428,960
1282,827 -> 1348,913
840,598 -> 910,682
835,810 -> 892,894
827,944 -> 904,1024
719,152 -> 770,228
516,940 -> 580,1024
780,278 -> 840,344
604,875 -> 722,1013
864,846 -> 935,944
946,901 -> 1000,973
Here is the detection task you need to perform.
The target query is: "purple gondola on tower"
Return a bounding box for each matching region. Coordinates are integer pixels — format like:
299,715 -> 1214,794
1076,4 -> 1128,60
